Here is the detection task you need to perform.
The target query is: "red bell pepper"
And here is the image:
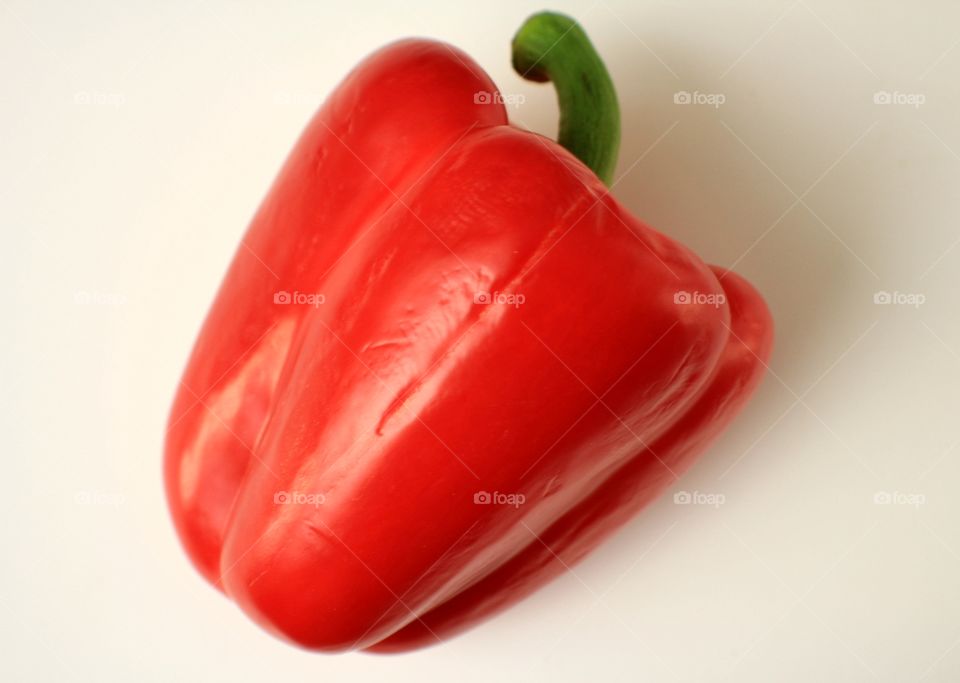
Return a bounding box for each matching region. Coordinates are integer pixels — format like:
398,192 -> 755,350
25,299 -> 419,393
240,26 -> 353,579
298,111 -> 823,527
165,11 -> 773,653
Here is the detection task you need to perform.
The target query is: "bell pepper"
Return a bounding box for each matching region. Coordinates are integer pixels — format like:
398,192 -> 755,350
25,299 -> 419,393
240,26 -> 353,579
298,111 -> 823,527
164,11 -> 773,653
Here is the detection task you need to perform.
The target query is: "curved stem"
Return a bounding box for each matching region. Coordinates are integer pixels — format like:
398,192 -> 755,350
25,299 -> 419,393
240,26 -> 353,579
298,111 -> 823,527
512,11 -> 621,185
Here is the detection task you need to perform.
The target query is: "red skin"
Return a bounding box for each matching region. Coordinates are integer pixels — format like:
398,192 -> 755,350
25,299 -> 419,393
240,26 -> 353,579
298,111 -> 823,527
164,39 -> 773,653
369,266 -> 772,652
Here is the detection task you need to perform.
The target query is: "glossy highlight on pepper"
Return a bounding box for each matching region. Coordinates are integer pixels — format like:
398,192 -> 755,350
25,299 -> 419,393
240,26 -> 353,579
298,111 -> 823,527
164,11 -> 773,653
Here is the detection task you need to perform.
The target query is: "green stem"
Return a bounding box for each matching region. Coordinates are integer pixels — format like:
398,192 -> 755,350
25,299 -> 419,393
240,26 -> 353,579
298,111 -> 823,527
512,11 -> 621,185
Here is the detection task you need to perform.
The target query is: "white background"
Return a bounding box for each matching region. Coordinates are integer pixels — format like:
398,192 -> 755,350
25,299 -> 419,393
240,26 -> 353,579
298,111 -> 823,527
3,0 -> 959,680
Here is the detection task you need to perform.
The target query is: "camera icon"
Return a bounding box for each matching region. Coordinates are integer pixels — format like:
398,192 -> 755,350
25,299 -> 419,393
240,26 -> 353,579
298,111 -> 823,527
673,291 -> 691,304
673,491 -> 692,504
273,491 -> 291,504
474,91 -> 493,105
474,491 -> 491,504
873,90 -> 891,105
873,491 -> 892,505
474,291 -> 492,305
673,91 -> 692,105
274,290 -> 291,304
873,290 -> 891,304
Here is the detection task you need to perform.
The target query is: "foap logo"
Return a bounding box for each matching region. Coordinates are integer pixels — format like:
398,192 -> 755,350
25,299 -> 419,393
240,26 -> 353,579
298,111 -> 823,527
873,491 -> 925,509
873,90 -> 925,108
673,490 -> 725,508
474,90 -> 526,107
274,290 -> 325,307
873,290 -> 925,308
74,290 -> 127,306
73,90 -> 126,107
673,90 -> 726,108
474,290 -> 526,308
272,90 -> 321,107
74,490 -> 125,507
474,491 -> 526,508
274,491 -> 326,507
674,290 -> 726,308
